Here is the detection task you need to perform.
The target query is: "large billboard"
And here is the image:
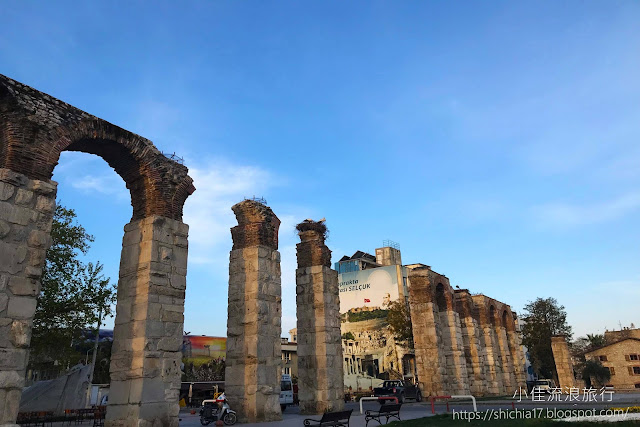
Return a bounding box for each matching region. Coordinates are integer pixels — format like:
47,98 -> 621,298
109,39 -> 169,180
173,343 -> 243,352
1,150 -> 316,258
182,336 -> 226,361
338,265 -> 401,314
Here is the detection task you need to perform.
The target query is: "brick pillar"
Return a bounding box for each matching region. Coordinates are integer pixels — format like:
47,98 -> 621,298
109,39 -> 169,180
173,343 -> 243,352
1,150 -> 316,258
295,220 -> 344,415
225,200 -> 282,423
106,216 -> 189,427
0,169 -> 56,427
551,336 -> 575,390
408,267 -> 445,396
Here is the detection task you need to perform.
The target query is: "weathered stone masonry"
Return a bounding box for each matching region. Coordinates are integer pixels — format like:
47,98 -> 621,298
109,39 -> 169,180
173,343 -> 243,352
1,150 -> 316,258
551,336 -> 575,390
225,200 -> 282,423
108,216 -> 189,427
0,169 -> 56,426
408,265 -> 526,397
295,220 -> 344,415
0,74 -> 194,427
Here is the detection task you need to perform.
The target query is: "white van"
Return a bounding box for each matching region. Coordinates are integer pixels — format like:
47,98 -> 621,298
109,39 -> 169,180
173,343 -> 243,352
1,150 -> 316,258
279,374 -> 293,411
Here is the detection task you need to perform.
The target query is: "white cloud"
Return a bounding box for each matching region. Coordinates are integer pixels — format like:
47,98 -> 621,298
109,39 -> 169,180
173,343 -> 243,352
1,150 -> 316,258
183,158 -> 314,337
532,192 -> 640,228
53,151 -> 130,201
183,160 -> 273,265
71,175 -> 129,200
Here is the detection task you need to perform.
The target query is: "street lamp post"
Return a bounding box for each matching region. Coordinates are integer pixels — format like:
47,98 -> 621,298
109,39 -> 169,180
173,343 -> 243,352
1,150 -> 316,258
85,310 -> 102,407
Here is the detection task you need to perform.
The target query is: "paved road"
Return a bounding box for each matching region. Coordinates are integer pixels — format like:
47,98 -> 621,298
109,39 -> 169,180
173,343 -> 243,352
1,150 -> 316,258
179,393 -> 640,426
180,401 -> 434,427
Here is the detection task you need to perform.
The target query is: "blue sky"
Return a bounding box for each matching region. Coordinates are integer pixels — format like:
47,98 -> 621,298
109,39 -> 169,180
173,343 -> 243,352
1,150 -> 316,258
2,1 -> 639,338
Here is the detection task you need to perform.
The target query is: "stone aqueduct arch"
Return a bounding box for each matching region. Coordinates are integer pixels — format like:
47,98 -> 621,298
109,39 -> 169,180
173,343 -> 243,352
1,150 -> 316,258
408,265 -> 526,397
0,75 -> 194,427
1,74 -> 529,426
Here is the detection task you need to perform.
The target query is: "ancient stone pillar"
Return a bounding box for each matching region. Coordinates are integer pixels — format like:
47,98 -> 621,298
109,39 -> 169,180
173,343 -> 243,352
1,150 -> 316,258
0,169 -> 56,427
408,266 -> 445,396
551,336 -> 576,390
455,292 -> 487,396
106,216 -> 188,427
442,308 -> 471,395
496,324 -> 515,394
471,298 -> 503,396
295,220 -> 344,415
509,318 -> 527,387
225,200 -> 282,423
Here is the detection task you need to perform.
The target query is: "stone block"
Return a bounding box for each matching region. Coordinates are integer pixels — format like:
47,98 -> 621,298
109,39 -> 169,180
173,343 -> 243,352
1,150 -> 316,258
10,320 -> 31,348
0,348 -> 27,370
8,277 -> 38,296
34,196 -> 55,214
7,297 -> 37,319
0,371 -> 23,389
0,183 -> 15,201
14,190 -> 33,207
0,294 -> 8,312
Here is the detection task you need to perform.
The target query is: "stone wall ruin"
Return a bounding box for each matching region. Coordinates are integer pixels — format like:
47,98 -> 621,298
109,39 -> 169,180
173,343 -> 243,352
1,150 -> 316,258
295,219 -> 344,414
225,200 -> 282,423
0,74 -> 194,427
408,265 -> 526,397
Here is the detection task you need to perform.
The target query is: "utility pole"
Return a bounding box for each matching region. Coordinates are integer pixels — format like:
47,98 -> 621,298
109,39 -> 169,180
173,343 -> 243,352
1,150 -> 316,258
86,310 -> 102,407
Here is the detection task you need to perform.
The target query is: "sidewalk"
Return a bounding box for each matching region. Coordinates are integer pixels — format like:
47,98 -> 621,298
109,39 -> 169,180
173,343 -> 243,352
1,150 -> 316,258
179,401 -> 435,427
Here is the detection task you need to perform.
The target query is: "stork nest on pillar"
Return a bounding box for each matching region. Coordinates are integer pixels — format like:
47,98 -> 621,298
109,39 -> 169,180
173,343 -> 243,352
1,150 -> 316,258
296,218 -> 328,239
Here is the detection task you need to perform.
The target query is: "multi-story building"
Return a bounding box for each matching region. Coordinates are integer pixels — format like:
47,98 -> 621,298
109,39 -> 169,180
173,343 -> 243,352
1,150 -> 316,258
334,243 -> 527,396
584,327 -> 640,390
281,336 -> 298,377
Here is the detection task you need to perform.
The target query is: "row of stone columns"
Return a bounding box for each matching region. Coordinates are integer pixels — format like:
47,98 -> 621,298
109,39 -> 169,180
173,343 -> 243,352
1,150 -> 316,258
224,201 -> 344,422
408,265 -> 527,397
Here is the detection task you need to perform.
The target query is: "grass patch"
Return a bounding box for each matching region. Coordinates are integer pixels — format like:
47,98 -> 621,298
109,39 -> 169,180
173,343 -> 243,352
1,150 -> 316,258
386,412 -> 640,426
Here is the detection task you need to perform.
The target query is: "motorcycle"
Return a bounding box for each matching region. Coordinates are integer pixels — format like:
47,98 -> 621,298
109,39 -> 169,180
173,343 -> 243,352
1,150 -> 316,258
199,393 -> 237,425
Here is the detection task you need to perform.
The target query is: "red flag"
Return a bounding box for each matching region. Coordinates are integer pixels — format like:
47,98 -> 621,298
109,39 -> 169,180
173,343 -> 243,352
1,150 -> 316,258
364,298 -> 370,303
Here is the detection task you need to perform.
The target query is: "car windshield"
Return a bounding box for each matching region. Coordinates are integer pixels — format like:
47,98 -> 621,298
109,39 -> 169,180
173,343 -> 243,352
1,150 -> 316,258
281,381 -> 292,391
383,381 -> 401,388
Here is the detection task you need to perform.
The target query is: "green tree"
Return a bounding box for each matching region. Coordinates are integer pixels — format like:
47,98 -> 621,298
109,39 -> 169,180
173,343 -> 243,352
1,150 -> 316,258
341,332 -> 355,341
521,297 -> 572,380
29,204 -> 116,374
582,359 -> 611,388
586,334 -> 606,349
572,333 -> 606,354
386,299 -> 414,348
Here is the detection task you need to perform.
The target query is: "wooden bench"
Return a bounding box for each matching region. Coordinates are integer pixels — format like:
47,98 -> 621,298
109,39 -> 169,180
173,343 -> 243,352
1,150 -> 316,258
303,409 -> 353,427
365,403 -> 402,426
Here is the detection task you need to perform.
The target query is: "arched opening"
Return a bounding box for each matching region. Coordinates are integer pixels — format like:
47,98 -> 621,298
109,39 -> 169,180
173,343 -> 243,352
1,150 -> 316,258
435,283 -> 448,311
0,75 -> 194,427
489,305 -> 497,327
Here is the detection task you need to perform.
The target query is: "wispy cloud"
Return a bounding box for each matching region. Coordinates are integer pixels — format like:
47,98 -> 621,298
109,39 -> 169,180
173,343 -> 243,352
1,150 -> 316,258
71,175 -> 129,199
182,158 -> 312,337
532,192 -> 640,228
183,159 -> 273,265
54,152 -> 130,201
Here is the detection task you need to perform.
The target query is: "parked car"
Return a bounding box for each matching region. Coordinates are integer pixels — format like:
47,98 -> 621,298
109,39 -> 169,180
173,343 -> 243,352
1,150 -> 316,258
373,380 -> 422,404
533,379 -> 556,394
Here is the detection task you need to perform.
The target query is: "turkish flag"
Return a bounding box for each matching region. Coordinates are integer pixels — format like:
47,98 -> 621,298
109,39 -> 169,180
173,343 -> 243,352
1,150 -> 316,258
364,298 -> 370,303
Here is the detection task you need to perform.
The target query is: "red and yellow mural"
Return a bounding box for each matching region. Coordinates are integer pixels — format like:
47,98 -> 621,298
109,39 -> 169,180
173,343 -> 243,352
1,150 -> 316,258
182,335 -> 226,365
